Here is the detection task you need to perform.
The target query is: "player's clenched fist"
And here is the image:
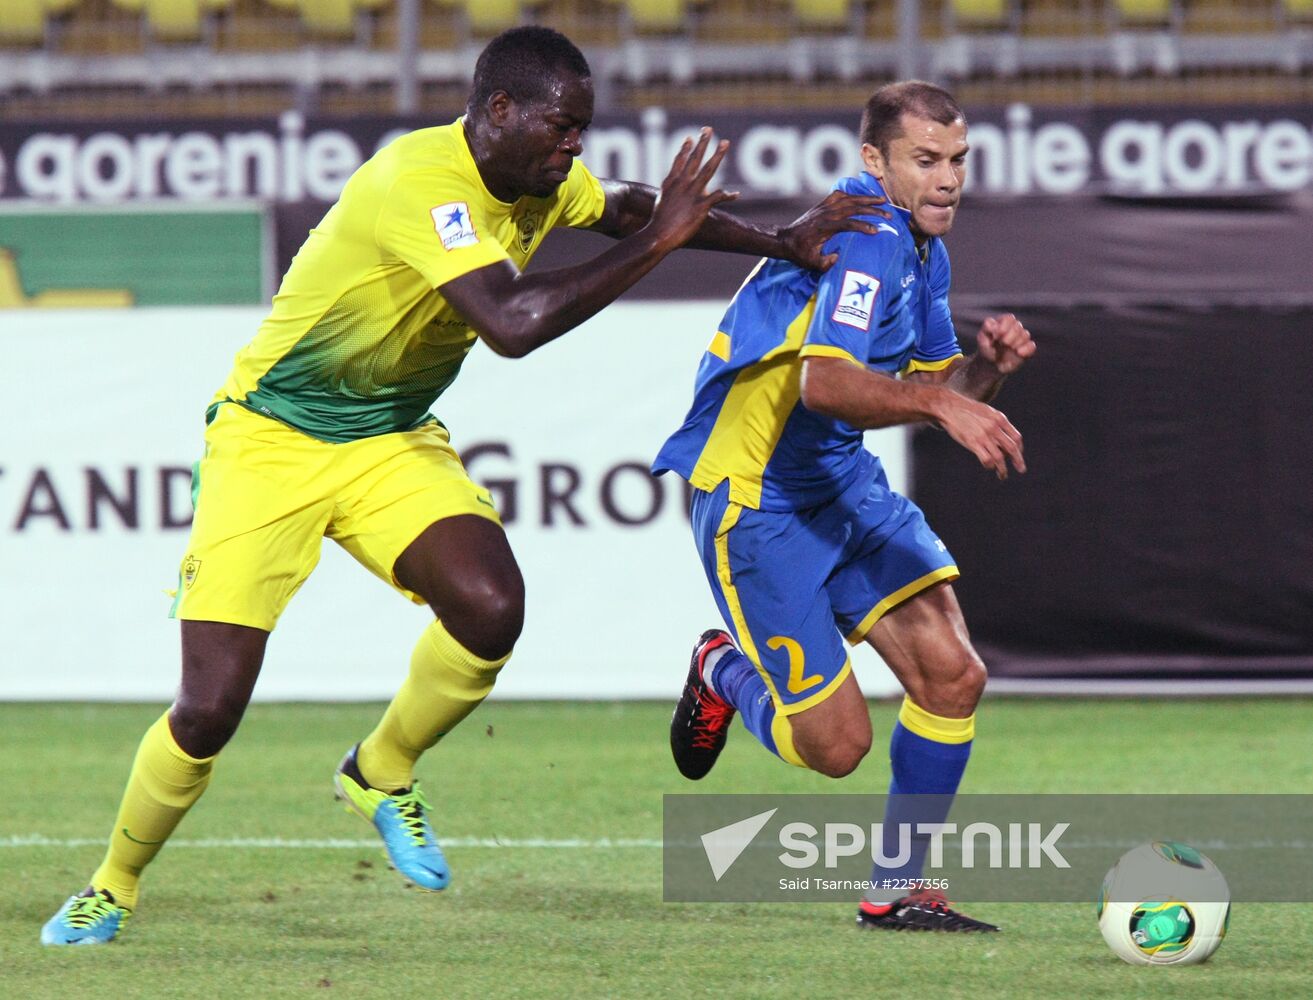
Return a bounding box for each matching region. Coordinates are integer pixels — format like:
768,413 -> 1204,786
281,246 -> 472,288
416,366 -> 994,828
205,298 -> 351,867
647,127 -> 738,251
975,313 -> 1036,375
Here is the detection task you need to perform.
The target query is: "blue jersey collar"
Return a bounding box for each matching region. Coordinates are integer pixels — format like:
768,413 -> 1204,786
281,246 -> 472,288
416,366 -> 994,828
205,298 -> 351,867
854,171 -> 914,228
853,171 -> 933,262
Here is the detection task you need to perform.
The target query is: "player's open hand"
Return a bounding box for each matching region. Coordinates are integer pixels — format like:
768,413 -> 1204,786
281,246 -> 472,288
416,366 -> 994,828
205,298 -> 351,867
648,128 -> 738,252
935,393 -> 1026,480
975,313 -> 1035,375
779,190 -> 892,272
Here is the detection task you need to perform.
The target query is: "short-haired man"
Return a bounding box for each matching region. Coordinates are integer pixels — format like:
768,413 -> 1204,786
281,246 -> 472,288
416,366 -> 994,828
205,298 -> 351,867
657,81 -> 1035,932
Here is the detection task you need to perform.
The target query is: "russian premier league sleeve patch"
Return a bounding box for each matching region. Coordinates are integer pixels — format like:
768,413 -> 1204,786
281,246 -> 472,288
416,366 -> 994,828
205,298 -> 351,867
431,202 -> 480,250
832,269 -> 880,331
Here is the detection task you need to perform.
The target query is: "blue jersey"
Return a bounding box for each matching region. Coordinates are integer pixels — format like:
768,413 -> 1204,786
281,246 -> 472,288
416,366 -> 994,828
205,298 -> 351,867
652,171 -> 963,512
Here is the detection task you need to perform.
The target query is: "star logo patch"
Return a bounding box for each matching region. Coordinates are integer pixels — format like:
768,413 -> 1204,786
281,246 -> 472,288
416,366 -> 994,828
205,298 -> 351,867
431,201 -> 480,250
832,269 -> 880,331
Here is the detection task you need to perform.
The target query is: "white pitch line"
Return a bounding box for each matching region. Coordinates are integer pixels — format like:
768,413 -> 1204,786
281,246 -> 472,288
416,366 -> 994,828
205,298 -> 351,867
1,834 -> 664,850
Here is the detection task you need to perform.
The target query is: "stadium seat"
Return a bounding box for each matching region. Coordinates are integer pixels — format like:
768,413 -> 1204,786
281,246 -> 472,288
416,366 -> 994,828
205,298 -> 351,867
463,0 -> 522,33
0,0 -> 46,44
611,0 -> 719,34
147,0 -> 203,39
950,0 -> 1009,25
533,0 -> 623,44
296,0 -> 355,35
946,0 -> 1016,35
1114,0 -> 1175,23
227,0 -> 388,40
425,0 -> 521,36
623,0 -> 688,32
103,0 -> 233,41
791,0 -> 849,30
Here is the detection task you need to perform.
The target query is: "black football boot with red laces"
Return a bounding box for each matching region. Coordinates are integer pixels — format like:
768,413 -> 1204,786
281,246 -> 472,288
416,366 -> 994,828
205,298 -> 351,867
670,629 -> 738,780
856,889 -> 999,932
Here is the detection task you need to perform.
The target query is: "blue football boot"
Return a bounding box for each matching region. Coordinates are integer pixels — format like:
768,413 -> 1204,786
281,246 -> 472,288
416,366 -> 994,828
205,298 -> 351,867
333,744 -> 450,891
42,888 -> 131,945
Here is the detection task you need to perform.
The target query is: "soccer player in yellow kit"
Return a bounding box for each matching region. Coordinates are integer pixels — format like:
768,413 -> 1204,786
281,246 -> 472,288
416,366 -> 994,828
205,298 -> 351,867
41,26 -> 885,944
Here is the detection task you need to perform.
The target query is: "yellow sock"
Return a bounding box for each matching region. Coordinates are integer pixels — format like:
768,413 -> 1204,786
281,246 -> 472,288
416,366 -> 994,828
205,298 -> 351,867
90,712 -> 215,911
358,619 -> 510,791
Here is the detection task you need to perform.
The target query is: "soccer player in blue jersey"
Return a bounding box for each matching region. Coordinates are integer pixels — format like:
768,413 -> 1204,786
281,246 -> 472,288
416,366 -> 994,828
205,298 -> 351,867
656,81 -> 1035,932
40,27 -> 885,946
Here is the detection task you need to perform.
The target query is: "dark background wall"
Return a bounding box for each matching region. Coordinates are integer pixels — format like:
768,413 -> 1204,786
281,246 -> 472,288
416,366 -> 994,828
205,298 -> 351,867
915,302 -> 1313,677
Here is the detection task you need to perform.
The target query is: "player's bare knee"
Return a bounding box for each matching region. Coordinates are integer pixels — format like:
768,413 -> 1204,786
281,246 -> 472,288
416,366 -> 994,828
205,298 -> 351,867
170,695 -> 245,758
812,746 -> 867,779
837,733 -> 873,777
808,732 -> 871,778
442,576 -> 524,660
952,649 -> 988,710
915,647 -> 987,718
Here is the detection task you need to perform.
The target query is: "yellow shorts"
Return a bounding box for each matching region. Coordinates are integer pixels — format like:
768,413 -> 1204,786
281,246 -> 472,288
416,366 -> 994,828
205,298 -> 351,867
170,403 -> 501,631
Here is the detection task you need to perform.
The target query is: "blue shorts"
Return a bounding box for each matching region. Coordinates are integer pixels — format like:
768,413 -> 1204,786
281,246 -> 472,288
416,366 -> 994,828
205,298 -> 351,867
689,454 -> 959,716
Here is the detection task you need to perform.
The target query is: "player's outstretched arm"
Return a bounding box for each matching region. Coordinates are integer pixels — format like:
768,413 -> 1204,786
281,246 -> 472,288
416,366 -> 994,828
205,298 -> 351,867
441,130 -> 733,359
800,356 -> 1026,480
591,184 -> 889,272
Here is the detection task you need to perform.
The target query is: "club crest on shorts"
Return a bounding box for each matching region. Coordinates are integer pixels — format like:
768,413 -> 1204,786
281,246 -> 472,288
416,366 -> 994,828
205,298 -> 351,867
182,556 -> 202,590
431,202 -> 479,250
832,269 -> 880,331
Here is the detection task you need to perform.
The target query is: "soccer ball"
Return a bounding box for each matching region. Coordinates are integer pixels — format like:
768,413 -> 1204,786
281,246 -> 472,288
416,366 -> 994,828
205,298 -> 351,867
1097,841 -> 1231,966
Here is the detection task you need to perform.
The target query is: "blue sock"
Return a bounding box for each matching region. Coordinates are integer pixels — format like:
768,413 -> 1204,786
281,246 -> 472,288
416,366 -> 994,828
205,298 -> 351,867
709,648 -> 781,759
869,698 -> 974,900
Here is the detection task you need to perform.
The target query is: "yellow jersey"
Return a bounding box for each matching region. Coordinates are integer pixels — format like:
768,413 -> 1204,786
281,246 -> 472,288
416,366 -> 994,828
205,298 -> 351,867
213,118 -> 607,441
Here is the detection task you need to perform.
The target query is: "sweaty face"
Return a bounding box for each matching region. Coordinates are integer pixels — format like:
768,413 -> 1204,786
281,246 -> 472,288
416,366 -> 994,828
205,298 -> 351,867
501,72 -> 594,199
863,114 -> 968,243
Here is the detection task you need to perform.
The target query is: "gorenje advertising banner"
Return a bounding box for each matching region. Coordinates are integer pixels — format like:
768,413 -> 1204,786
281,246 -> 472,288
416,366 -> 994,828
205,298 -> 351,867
0,303 -> 909,701
1,104 -> 1310,206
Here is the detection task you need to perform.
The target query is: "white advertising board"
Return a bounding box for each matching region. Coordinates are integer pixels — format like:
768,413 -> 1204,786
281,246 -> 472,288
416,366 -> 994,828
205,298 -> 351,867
0,304 -> 907,701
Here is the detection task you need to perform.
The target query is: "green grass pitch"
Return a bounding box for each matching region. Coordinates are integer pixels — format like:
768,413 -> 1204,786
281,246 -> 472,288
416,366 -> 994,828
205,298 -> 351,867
5,699 -> 1310,999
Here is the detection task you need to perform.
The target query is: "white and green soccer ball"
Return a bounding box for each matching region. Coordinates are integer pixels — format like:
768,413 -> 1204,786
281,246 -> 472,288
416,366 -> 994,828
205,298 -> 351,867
1097,841 -> 1231,966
